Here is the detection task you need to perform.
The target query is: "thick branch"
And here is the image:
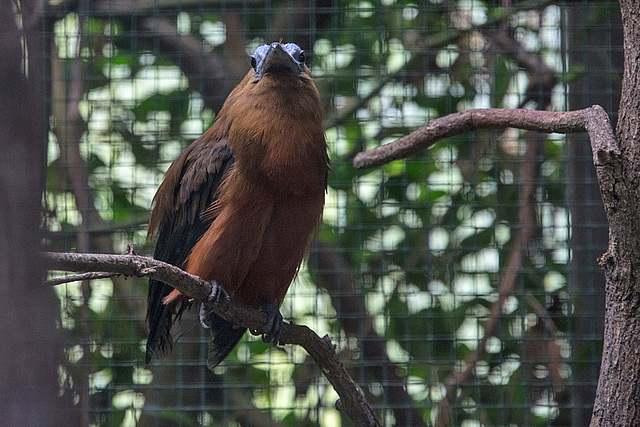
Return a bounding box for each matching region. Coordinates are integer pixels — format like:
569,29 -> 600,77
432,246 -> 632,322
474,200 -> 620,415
353,107 -> 594,169
43,251 -> 381,427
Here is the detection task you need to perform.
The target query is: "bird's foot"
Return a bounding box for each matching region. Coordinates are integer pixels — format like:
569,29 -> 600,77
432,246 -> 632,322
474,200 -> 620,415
251,302 -> 283,346
199,280 -> 231,329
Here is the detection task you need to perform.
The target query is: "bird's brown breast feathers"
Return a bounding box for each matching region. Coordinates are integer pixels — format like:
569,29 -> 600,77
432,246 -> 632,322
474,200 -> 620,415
183,66 -> 328,307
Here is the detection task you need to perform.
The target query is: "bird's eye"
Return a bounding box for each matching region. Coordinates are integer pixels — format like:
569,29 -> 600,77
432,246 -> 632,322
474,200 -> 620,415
251,57 -> 257,70
298,51 -> 306,63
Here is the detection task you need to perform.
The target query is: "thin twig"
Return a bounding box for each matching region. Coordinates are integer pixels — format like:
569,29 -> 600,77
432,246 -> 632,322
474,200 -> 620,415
43,251 -> 382,427
524,292 -> 559,338
44,272 -> 119,286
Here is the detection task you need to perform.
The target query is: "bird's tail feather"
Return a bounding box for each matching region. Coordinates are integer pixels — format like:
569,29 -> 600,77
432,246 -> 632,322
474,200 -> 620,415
205,313 -> 247,370
146,280 -> 189,363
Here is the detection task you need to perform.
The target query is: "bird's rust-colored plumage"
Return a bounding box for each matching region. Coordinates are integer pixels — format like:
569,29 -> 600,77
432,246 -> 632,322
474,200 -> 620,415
146,42 -> 328,369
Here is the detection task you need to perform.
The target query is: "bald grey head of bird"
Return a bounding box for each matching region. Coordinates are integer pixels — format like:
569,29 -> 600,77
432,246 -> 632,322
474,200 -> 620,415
250,42 -> 307,80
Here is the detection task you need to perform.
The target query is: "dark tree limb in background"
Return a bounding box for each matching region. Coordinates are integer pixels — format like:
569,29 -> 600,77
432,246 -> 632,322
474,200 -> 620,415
434,130 -> 543,427
427,23 -> 558,421
489,28 -> 556,109
139,17 -> 234,111
43,252 -> 382,427
310,242 -> 427,426
0,0 -> 75,424
324,0 -> 555,127
52,6 -> 93,422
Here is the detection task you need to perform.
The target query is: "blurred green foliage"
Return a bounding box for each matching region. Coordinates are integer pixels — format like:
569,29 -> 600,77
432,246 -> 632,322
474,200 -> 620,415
46,1 -> 614,425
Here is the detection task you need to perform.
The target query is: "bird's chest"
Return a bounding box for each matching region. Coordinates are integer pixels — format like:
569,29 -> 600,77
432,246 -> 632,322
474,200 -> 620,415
229,110 -> 326,196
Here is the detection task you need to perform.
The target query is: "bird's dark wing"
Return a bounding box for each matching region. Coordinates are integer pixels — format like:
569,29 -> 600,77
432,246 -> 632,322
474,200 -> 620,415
146,136 -> 234,363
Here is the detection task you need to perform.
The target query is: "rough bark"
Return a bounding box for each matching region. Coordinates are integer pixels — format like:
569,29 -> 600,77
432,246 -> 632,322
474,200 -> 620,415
589,1 -> 640,425
566,5 -> 621,425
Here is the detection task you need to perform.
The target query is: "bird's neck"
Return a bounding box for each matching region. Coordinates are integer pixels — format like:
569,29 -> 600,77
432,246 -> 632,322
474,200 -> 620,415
225,75 -> 327,196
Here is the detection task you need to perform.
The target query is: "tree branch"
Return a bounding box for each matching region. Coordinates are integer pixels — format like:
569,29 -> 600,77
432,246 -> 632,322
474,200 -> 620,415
44,271 -> 119,286
43,251 -> 382,427
353,104 -> 616,425
353,107 -> 602,170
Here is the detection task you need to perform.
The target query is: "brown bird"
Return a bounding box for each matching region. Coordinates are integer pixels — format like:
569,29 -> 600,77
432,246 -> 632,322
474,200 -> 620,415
146,42 -> 328,370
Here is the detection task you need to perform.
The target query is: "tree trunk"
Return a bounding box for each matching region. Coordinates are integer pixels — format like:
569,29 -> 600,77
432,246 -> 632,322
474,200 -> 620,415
566,5 -> 622,425
0,2 -> 75,425
590,1 -> 640,425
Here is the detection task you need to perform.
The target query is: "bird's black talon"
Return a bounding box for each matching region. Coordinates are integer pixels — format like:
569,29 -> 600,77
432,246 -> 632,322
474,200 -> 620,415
209,280 -> 231,308
261,301 -> 283,346
200,280 -> 231,329
199,305 -> 210,329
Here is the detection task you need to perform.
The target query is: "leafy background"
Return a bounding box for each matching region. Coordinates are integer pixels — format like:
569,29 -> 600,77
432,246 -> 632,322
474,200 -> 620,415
46,1 -> 619,425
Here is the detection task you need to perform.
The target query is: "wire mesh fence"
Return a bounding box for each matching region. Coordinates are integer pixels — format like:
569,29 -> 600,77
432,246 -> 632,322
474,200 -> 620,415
43,1 -> 620,425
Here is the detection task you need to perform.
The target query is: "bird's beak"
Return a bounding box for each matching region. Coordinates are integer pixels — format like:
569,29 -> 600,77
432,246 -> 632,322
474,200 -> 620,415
257,43 -> 301,77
